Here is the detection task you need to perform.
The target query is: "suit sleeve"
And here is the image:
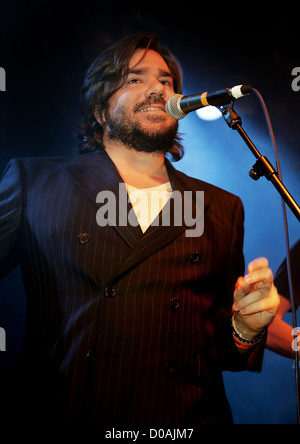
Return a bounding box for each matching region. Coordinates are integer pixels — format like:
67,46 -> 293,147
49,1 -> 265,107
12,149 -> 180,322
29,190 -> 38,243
217,196 -> 266,372
0,159 -> 22,278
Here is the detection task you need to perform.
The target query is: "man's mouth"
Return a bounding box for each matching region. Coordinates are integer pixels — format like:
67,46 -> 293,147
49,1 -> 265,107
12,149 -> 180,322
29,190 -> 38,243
138,105 -> 165,113
135,96 -> 166,114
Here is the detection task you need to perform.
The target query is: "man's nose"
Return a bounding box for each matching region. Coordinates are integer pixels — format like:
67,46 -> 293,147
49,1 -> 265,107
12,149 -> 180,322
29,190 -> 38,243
145,77 -> 165,98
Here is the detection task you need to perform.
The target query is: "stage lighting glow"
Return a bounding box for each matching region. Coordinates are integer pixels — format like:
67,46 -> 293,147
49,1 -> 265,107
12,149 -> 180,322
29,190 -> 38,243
196,106 -> 222,121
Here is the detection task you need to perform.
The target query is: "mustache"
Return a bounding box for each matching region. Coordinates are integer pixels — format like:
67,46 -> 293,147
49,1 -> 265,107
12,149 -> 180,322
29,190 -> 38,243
134,95 -> 165,113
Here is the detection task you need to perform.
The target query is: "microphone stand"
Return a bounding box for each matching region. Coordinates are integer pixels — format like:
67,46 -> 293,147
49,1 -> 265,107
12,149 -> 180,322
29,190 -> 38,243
219,105 -> 300,222
219,103 -> 300,425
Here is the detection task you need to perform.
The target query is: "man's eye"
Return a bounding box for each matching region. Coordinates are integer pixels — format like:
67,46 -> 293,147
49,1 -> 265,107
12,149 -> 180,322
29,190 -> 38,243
128,78 -> 140,84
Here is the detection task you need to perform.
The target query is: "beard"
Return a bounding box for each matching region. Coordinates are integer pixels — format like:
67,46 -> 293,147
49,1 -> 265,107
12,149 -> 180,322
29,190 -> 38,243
104,98 -> 179,155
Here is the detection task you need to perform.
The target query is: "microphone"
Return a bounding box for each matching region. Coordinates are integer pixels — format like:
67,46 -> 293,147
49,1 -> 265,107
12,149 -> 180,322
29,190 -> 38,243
165,85 -> 252,119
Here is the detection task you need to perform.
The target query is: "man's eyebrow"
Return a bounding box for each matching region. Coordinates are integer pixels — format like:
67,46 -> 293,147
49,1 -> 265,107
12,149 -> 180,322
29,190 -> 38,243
160,70 -> 174,78
127,68 -> 146,76
127,68 -> 173,78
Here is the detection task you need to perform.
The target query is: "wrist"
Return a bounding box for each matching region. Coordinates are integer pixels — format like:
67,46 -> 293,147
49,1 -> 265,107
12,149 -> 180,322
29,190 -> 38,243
232,312 -> 266,343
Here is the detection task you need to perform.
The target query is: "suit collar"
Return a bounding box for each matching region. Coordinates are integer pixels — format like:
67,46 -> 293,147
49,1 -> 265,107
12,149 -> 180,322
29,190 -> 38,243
111,159 -> 206,283
61,151 -> 143,248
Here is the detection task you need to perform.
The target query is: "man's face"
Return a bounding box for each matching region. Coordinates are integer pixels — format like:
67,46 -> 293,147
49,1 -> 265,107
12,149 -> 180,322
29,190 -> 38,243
101,49 -> 179,153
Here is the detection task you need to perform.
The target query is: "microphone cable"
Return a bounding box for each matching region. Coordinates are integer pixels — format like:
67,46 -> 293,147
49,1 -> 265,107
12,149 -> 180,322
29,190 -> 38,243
252,88 -> 300,424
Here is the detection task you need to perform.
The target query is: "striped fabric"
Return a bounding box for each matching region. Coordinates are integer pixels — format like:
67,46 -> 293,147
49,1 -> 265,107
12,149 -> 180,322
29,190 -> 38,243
0,150 -> 264,424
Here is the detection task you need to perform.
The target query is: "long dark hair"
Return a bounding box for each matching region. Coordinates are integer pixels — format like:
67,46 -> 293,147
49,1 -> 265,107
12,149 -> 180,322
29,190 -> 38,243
76,32 -> 184,161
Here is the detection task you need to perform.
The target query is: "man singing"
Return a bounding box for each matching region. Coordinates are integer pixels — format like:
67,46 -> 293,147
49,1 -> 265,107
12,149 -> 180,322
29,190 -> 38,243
0,32 -> 279,424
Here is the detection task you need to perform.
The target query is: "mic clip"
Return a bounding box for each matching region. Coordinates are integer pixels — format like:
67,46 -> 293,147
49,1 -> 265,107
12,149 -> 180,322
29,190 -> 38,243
249,157 -> 278,182
218,104 -> 242,130
219,103 -> 279,183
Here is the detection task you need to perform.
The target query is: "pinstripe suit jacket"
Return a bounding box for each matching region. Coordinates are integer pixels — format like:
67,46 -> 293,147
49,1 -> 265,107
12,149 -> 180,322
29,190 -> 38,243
0,150 -> 265,424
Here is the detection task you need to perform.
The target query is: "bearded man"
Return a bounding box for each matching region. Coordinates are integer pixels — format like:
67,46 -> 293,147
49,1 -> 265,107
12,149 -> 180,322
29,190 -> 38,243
0,32 -> 279,424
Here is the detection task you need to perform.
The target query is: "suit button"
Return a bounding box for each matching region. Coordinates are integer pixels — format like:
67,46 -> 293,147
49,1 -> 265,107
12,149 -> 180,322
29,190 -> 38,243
164,361 -> 176,376
190,251 -> 200,264
105,286 -> 116,298
170,298 -> 180,311
86,349 -> 97,362
78,233 -> 89,244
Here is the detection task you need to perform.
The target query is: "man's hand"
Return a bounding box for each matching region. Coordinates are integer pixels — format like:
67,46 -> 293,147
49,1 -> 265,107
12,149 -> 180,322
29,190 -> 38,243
232,257 -> 280,341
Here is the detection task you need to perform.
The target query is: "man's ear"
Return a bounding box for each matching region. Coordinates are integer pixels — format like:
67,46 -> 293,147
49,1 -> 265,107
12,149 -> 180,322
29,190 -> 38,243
94,108 -> 106,125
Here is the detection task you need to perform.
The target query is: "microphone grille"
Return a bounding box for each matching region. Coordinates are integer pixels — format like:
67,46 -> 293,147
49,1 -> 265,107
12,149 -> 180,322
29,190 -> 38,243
165,94 -> 186,120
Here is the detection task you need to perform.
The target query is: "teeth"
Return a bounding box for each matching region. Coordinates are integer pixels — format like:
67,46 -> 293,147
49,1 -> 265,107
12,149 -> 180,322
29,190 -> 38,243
140,107 -> 163,112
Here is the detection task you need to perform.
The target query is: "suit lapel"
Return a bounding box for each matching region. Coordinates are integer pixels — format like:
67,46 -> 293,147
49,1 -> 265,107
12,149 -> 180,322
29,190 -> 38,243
61,151 -> 143,249
109,159 -> 208,284
61,151 -> 209,286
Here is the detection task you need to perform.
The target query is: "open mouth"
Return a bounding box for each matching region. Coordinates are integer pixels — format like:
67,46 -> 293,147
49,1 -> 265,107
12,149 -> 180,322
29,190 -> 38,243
135,98 -> 166,113
139,106 -> 165,112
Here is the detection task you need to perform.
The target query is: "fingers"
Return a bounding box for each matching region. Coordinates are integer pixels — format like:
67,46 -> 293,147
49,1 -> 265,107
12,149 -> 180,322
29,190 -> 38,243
233,257 -> 274,312
244,265 -> 273,290
247,256 -> 269,274
233,283 -> 277,315
232,256 -> 280,335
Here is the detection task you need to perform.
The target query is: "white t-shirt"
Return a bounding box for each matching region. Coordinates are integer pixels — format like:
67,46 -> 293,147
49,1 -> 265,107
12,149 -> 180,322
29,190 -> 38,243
126,181 -> 172,233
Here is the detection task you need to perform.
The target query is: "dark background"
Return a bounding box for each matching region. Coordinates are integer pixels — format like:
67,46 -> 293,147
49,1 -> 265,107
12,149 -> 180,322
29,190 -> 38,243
0,0 -> 299,423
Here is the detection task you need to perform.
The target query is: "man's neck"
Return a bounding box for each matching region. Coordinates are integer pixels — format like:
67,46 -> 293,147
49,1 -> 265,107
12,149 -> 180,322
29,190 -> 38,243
104,139 -> 170,188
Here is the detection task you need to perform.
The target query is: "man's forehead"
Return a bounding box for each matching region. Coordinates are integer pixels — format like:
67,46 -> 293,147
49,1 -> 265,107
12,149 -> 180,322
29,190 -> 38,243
128,49 -> 172,75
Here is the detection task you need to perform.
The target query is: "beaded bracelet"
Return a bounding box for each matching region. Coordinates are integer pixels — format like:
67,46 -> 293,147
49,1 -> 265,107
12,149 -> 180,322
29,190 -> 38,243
232,314 -> 266,346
